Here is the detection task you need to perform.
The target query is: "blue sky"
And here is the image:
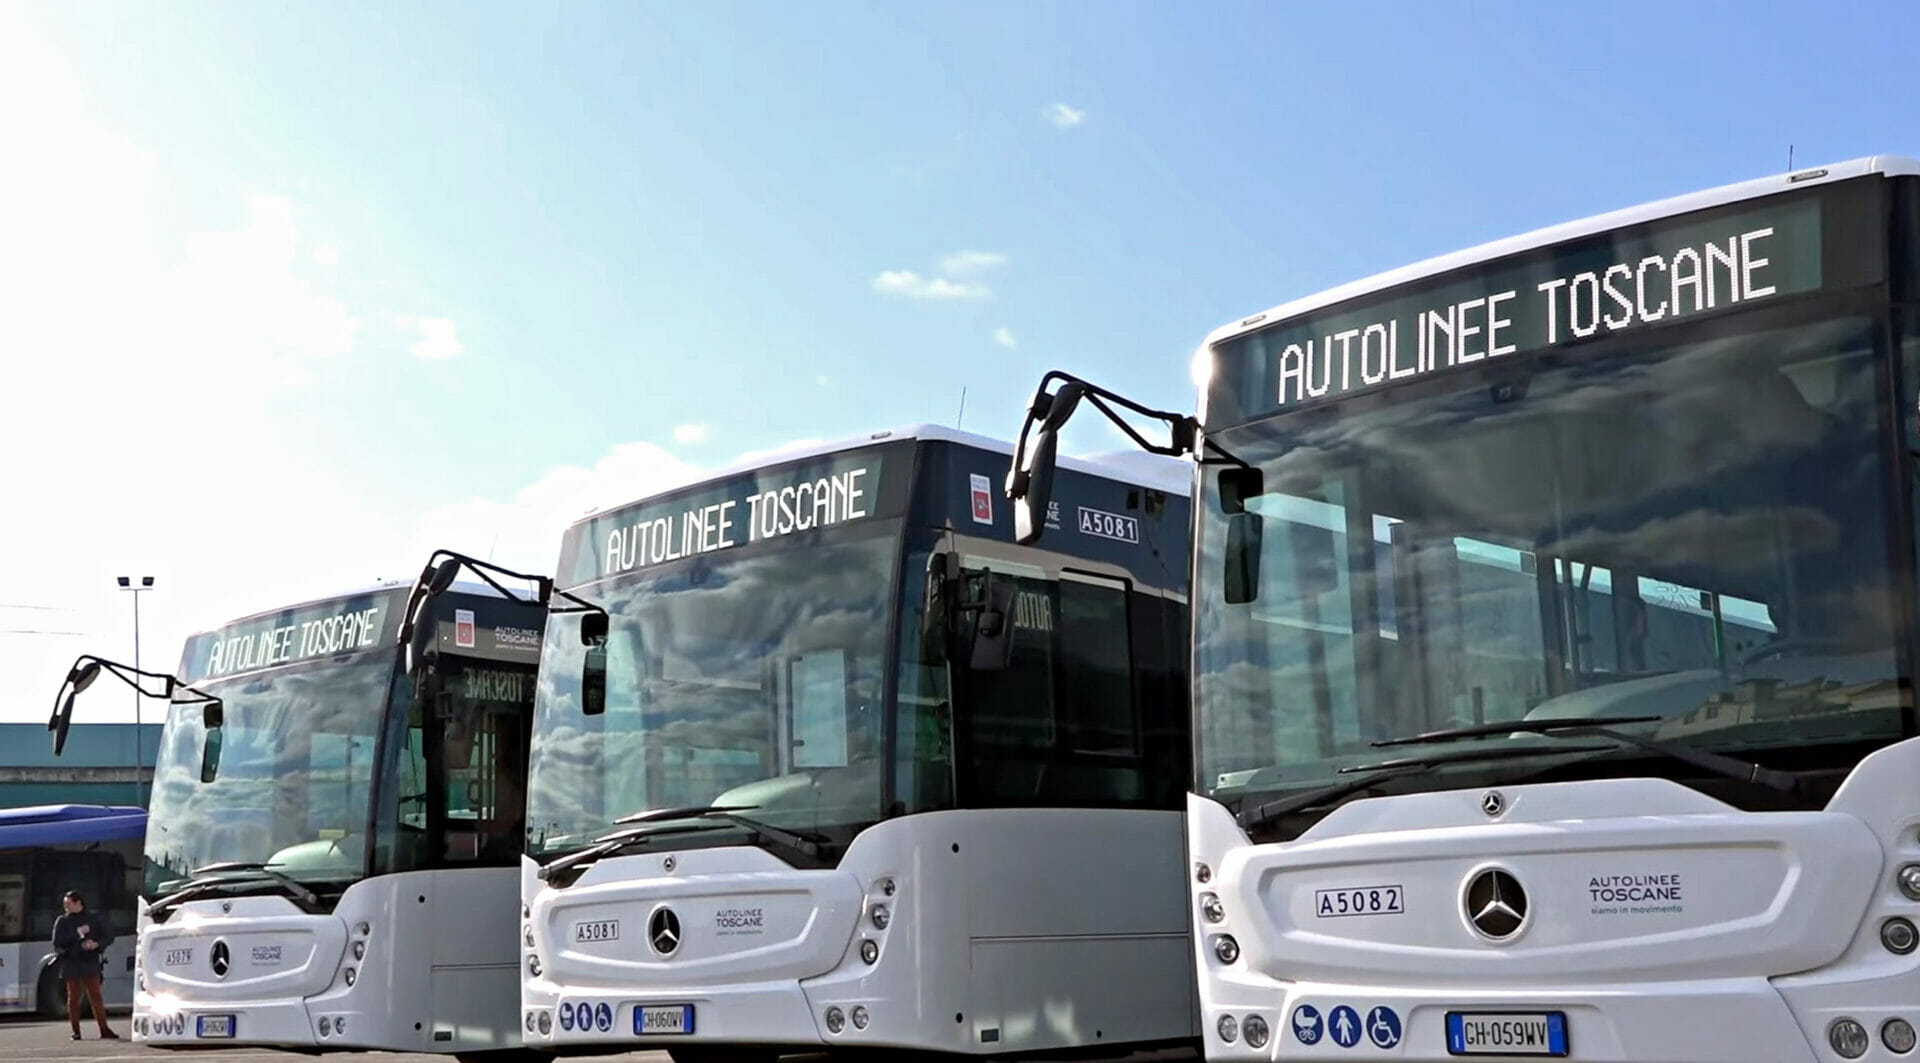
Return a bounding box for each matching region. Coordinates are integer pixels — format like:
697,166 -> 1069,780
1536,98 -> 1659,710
3,0 -> 1917,721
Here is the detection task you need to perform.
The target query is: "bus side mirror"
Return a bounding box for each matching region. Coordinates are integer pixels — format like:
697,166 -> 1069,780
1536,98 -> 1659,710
1012,429 -> 1060,547
920,552 -> 958,665
1218,466 -> 1264,515
969,576 -> 1018,672
200,725 -> 224,784
581,642 -> 607,717
1224,513 -> 1263,605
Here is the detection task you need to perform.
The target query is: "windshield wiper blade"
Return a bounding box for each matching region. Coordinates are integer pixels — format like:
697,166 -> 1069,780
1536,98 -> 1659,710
536,822 -> 733,883
149,865 -> 321,919
1372,714 -> 1799,793
618,804 -> 824,861
1236,743 -> 1615,832
188,861 -> 321,907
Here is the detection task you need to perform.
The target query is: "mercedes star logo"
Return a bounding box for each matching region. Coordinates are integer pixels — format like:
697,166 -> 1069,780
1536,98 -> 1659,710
209,939 -> 231,978
1481,790 -> 1506,817
648,907 -> 681,956
1464,868 -> 1528,940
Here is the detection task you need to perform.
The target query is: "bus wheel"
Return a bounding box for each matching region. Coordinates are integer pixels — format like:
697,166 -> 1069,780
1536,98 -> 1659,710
36,966 -> 64,1019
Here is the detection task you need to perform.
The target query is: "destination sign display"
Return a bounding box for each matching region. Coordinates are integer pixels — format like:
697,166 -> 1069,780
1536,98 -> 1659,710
1208,192 -> 1825,425
178,589 -> 406,684
557,444 -> 909,587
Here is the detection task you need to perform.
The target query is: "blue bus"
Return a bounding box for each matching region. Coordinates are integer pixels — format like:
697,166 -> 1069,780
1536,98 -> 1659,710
0,804 -> 145,1016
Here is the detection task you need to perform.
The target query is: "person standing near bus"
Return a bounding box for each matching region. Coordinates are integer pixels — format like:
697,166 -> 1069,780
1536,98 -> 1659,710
51,890 -> 119,1041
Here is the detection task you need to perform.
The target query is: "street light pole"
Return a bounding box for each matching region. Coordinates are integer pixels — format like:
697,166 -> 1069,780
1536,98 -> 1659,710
117,576 -> 155,805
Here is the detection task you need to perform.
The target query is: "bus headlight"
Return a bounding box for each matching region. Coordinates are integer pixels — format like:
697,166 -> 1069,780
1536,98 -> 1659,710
1899,864 -> 1920,901
352,941 -> 365,960
1216,1014 -> 1237,1043
1243,1014 -> 1270,1049
860,939 -> 879,965
1883,1018 -> 1917,1054
825,1007 -> 846,1034
1830,1018 -> 1870,1059
851,1005 -> 870,1030
1199,892 -> 1224,923
342,967 -> 356,987
527,954 -> 543,977
870,904 -> 890,930
1883,917 -> 1918,955
1213,935 -> 1240,964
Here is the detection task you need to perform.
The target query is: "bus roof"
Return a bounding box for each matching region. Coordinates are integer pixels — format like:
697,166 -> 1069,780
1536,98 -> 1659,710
1204,154 -> 1920,350
0,804 -> 146,848
569,423 -> 1192,528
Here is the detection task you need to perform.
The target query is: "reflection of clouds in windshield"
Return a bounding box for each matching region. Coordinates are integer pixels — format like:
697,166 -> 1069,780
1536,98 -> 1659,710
142,657 -> 391,892
528,536 -> 894,851
1197,315 -> 1903,798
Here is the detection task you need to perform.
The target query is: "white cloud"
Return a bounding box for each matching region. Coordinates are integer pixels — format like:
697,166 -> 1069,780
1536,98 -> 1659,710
312,242 -> 341,268
994,327 -> 1017,349
871,269 -> 990,300
940,250 -> 1008,276
408,316 -> 464,359
673,424 -> 708,445
873,250 -> 1008,301
1046,102 -> 1087,129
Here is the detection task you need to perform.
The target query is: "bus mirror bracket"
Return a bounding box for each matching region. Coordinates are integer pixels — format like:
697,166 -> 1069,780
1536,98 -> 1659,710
921,551 -> 960,665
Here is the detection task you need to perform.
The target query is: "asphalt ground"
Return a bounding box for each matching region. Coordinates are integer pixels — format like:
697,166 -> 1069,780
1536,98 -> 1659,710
0,1017 -> 1202,1063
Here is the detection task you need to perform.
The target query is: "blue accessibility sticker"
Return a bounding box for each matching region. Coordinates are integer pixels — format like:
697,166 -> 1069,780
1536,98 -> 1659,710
1328,1005 -> 1363,1048
1367,1006 -> 1403,1049
558,1002 -> 574,1031
1290,1004 -> 1324,1045
594,1002 -> 613,1033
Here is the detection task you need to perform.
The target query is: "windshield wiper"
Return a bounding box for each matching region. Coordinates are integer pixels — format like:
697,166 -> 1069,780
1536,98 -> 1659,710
148,863 -> 321,919
1372,714 -> 1800,793
535,821 -> 735,883
616,805 -> 825,861
1235,743 -> 1616,833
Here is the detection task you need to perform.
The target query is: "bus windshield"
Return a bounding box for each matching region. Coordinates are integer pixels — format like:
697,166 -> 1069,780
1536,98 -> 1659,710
1195,311 -> 1908,819
526,526 -> 897,860
144,654 -> 395,895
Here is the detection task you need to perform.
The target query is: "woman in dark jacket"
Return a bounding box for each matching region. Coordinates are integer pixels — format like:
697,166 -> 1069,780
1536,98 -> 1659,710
51,890 -> 120,1041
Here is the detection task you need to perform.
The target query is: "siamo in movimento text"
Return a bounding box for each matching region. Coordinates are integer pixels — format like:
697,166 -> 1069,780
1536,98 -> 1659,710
1271,224 -> 1784,407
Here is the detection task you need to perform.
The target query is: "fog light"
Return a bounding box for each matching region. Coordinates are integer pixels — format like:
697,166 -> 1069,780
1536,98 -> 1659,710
1244,1014 -> 1270,1049
1200,892 -> 1225,923
1216,1014 -> 1238,1043
528,954 -> 543,977
343,966 -> 356,986
352,940 -> 366,960
1900,864 -> 1920,902
1194,862 -> 1212,884
525,1012 -> 537,1033
1886,1018 -> 1918,1054
870,904 -> 890,930
537,1011 -> 552,1035
851,1005 -> 870,1030
318,1017 -> 331,1037
860,939 -> 880,964
825,1007 -> 846,1034
333,1017 -> 345,1037
1883,917 -> 1918,955
1831,1018 -> 1871,1059
1213,935 -> 1240,964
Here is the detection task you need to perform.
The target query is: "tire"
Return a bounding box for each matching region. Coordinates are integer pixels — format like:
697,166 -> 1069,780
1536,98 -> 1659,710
36,964 -> 64,1019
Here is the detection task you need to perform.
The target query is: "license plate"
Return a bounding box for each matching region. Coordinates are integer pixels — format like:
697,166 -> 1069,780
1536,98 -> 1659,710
1446,1012 -> 1568,1056
634,1004 -> 695,1036
195,1014 -> 237,1039
574,919 -> 620,943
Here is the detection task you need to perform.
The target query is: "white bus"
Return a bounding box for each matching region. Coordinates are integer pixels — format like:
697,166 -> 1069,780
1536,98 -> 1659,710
48,554 -> 550,1060
0,804 -> 143,1017
1008,154 -> 1920,1062
519,425 -> 1196,1060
